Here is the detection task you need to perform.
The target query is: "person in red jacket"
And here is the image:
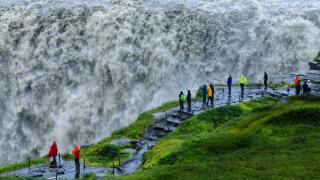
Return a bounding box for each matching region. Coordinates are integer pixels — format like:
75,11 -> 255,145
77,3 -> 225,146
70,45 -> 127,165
72,145 -> 81,170
48,141 -> 58,167
294,75 -> 301,95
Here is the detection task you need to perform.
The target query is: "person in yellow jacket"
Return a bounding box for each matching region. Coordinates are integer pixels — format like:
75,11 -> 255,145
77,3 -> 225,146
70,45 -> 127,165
206,83 -> 214,107
240,75 -> 247,94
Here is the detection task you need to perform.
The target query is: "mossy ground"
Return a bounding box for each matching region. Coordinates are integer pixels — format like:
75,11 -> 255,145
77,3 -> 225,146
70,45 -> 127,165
108,96 -> 320,179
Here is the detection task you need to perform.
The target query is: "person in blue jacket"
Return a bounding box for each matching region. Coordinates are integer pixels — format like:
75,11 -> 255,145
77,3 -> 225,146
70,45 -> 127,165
227,75 -> 232,96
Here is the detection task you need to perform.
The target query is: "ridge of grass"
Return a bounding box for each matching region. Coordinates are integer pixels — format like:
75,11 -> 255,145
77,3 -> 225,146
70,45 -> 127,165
0,158 -> 47,175
110,96 -> 320,179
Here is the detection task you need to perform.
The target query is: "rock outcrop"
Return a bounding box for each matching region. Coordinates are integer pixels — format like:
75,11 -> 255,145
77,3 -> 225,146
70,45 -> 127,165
301,57 -> 320,94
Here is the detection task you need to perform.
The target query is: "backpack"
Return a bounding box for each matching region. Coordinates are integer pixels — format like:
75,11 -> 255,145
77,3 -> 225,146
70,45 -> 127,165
180,95 -> 185,101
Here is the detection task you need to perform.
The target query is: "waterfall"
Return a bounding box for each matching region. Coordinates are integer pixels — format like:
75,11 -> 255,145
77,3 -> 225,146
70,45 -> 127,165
0,0 -> 320,166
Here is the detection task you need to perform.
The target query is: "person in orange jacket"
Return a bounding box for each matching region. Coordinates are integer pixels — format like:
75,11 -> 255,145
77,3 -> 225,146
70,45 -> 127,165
48,141 -> 58,167
72,145 -> 81,171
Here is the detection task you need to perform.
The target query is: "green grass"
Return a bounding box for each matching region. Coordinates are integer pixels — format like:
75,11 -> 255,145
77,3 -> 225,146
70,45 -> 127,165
108,96 -> 320,179
112,100 -> 178,139
81,100 -> 179,167
0,158 -> 47,174
3,95 -> 320,179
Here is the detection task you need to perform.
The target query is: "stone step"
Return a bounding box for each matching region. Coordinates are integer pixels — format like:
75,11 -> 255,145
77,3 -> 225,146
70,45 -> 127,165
154,123 -> 175,132
166,118 -> 181,125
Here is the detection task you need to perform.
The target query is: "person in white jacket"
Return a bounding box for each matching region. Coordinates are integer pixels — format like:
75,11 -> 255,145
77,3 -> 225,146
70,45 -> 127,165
307,80 -> 312,93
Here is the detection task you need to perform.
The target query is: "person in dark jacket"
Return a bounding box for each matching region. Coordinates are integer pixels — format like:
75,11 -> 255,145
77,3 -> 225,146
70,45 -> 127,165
187,90 -> 192,112
201,84 -> 207,107
179,91 -> 185,111
227,75 -> 232,96
302,81 -> 308,96
296,80 -> 302,95
264,72 -> 268,90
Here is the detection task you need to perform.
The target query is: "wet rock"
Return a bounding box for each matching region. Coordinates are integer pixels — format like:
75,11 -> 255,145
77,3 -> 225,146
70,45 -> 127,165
57,168 -> 65,174
149,136 -> 158,140
80,144 -> 93,149
166,118 -> 180,125
172,113 -> 181,119
31,173 -> 43,177
155,123 -> 173,132
309,62 -> 320,70
110,139 -> 131,146
136,143 -> 144,150
153,112 -> 167,120
301,63 -> 320,92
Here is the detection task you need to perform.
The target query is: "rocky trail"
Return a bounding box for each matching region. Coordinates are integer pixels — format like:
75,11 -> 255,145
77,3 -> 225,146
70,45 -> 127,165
1,86 -> 296,179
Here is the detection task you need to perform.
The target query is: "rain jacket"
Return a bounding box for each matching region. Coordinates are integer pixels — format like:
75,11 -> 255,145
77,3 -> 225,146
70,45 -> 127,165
240,75 -> 247,84
180,94 -> 185,102
187,92 -> 191,103
201,85 -> 207,97
72,146 -> 80,159
227,76 -> 232,86
48,142 -> 58,157
207,86 -> 213,97
264,73 -> 268,82
294,75 -> 300,86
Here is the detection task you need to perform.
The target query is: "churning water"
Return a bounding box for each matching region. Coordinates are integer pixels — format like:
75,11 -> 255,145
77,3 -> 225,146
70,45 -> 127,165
0,0 -> 320,166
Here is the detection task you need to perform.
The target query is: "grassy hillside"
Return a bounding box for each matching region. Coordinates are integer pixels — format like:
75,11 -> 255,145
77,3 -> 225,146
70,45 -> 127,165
2,96 -> 320,179
112,96 -> 320,179
80,100 -> 179,167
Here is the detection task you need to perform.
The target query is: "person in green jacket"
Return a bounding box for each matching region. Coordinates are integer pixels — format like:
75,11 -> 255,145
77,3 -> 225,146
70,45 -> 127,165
240,75 -> 247,94
179,91 -> 185,111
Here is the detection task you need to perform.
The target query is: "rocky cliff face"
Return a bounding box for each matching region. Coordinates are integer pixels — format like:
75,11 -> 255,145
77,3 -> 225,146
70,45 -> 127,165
302,61 -> 320,94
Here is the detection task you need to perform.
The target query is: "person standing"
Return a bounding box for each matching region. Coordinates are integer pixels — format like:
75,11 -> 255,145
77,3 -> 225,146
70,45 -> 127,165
296,80 -> 302,95
187,90 -> 192,112
48,141 -> 58,167
72,145 -> 81,171
294,75 -> 300,95
201,84 -> 207,107
264,72 -> 268,90
207,84 -> 214,107
179,91 -> 185,111
307,80 -> 312,94
240,75 -> 247,94
227,75 -> 232,96
302,81 -> 308,95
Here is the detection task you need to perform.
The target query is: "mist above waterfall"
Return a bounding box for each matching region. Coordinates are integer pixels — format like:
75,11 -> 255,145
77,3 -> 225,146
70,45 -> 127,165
0,0 -> 320,166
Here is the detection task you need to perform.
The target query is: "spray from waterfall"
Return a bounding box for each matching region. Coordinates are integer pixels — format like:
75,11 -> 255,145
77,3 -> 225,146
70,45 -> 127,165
0,0 -> 320,166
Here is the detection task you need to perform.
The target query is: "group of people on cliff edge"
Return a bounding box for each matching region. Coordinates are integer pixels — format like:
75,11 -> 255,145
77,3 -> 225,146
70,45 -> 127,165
179,73 -> 262,112
294,75 -> 312,96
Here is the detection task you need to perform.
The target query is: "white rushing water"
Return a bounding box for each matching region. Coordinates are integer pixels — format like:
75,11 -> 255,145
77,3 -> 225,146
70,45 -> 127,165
0,0 -> 320,166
